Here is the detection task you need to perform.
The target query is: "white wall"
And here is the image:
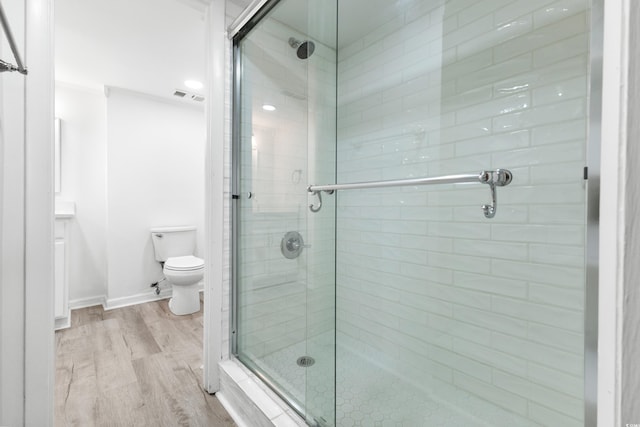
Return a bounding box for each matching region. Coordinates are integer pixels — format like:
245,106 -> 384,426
55,83 -> 108,304
0,41 -> 3,426
24,0 -> 56,421
106,88 -> 205,304
599,0 -> 640,424
0,1 -> 26,423
623,4 -> 640,421
2,0 -> 55,424
53,85 -> 205,307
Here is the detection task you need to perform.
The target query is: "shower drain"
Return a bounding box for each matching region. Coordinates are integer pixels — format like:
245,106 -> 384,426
296,356 -> 315,367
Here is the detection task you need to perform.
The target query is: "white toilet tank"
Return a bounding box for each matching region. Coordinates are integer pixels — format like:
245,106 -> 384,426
150,226 -> 197,262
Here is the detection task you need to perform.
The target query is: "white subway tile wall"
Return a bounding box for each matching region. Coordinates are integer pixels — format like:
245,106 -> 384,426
336,0 -> 588,425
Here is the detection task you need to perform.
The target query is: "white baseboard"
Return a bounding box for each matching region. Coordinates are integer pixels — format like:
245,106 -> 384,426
104,287 -> 173,311
66,282 -> 204,314
68,295 -> 106,310
54,314 -> 71,331
103,281 -> 203,311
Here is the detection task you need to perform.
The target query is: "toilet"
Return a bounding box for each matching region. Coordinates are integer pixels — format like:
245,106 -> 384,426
150,226 -> 204,315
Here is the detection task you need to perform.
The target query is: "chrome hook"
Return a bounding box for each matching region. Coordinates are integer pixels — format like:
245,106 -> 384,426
482,182 -> 497,219
309,189 -> 322,213
308,187 -> 334,213
480,169 -> 512,219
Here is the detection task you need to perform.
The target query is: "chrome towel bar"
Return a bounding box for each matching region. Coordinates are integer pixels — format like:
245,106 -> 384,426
307,169 -> 513,219
0,1 -> 27,75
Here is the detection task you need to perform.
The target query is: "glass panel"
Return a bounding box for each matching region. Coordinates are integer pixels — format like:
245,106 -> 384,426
335,0 -> 589,426
235,0 -> 593,425
234,0 -> 336,424
303,0 -> 337,424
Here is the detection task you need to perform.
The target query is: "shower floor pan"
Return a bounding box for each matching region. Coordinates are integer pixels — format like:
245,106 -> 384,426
256,337 -> 540,426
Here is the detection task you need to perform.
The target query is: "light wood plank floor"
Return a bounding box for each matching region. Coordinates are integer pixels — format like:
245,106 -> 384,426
55,298 -> 236,427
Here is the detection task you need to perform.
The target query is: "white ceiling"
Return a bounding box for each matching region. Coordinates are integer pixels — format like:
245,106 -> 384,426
55,0 -> 207,103
54,0 -> 413,102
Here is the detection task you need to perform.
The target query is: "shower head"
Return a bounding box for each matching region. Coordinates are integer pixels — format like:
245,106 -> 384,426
288,37 -> 315,59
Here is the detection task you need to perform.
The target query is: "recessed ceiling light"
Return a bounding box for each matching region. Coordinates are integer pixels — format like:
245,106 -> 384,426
184,80 -> 203,90
262,104 -> 276,111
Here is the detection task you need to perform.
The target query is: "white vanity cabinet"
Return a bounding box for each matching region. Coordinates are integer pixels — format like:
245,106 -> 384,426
54,221 -> 68,324
54,201 -> 74,330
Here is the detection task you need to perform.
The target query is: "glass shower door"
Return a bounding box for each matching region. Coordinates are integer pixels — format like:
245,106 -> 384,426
334,0 -> 593,426
233,0 -> 596,425
233,0 -> 336,424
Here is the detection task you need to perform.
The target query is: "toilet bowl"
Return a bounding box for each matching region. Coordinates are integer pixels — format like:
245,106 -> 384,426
150,226 -> 204,316
164,255 -> 204,315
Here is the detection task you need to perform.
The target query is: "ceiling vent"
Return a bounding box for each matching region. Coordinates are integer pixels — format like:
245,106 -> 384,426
174,89 -> 204,103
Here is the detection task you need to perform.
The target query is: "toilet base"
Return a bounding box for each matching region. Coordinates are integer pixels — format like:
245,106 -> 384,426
168,283 -> 200,315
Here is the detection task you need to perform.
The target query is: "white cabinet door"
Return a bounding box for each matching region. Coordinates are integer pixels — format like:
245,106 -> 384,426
54,240 -> 65,319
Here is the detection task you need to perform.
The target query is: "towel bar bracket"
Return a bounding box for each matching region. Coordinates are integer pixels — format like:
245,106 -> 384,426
0,2 -> 28,75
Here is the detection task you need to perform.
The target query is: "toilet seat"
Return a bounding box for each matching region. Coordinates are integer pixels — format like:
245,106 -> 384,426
164,255 -> 204,271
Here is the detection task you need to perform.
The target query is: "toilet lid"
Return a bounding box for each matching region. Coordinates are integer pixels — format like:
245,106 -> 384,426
164,255 -> 204,271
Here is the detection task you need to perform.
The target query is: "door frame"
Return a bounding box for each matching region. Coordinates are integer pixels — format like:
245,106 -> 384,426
597,0 -> 640,424
203,0 -> 226,394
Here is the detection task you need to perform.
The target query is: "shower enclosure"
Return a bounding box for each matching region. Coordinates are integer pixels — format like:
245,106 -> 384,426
231,0 -> 599,425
